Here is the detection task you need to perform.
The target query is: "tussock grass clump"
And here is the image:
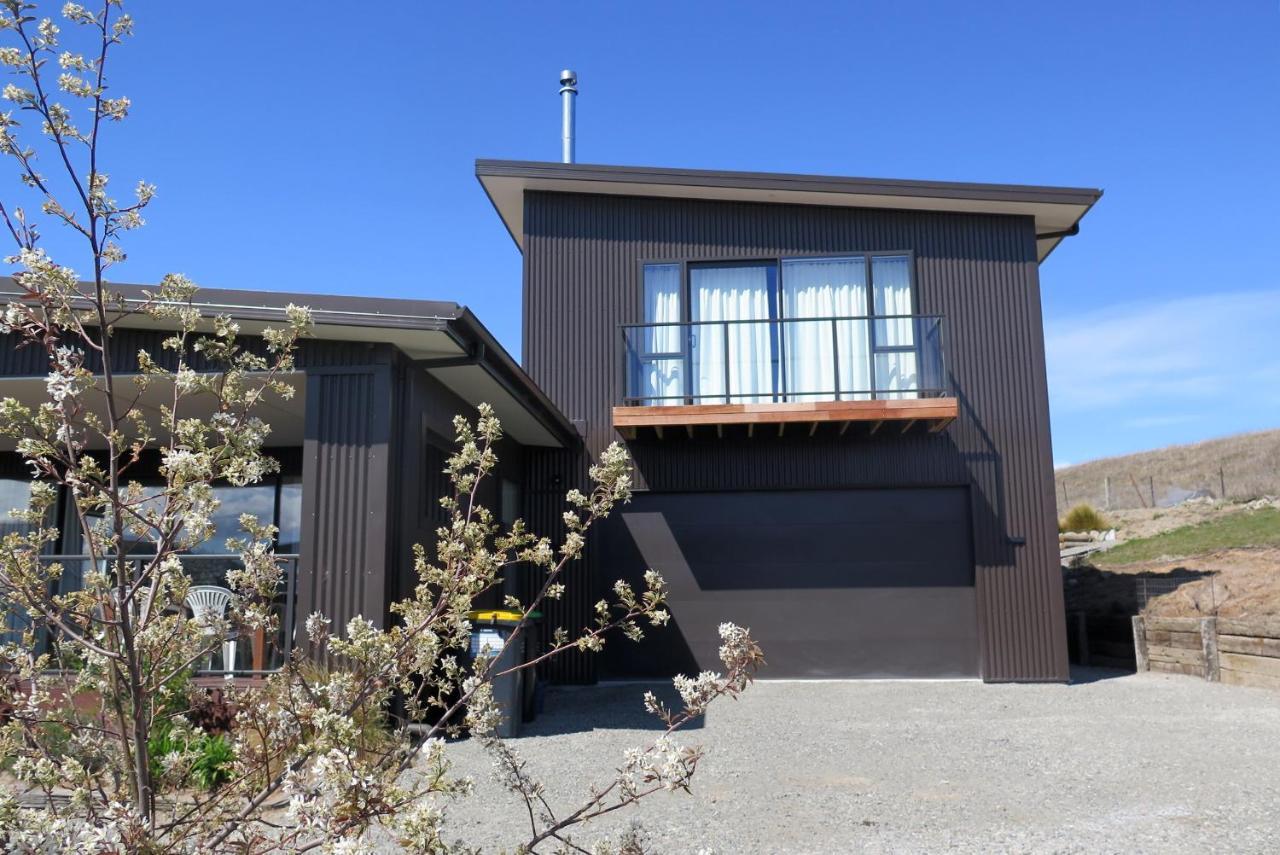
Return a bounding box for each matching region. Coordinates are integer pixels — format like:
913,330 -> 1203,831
1060,504 -> 1109,533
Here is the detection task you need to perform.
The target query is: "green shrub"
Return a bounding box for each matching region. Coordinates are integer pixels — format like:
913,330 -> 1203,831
147,719 -> 183,784
189,733 -> 235,791
149,726 -> 235,792
1060,503 -> 1109,533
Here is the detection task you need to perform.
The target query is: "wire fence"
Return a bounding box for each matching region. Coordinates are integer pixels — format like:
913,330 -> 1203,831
1134,575 -> 1220,614
1055,455 -> 1280,515
1135,577 -> 1188,611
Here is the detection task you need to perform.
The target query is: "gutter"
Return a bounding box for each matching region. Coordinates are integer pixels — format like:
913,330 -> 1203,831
0,279 -> 580,449
0,280 -> 463,333
432,308 -> 581,450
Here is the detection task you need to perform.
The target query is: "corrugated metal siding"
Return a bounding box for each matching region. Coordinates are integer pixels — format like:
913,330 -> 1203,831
1,324 -> 549,669
521,447 -> 599,683
389,360 -> 529,613
296,367 -> 393,645
522,191 -> 1068,683
296,351 -> 519,648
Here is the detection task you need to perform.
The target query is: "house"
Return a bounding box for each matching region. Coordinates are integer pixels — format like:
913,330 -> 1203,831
0,288 -> 577,675
0,159 -> 1099,684
475,160 -> 1100,684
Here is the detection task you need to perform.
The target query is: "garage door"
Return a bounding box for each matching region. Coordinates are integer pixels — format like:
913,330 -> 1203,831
616,488 -> 979,678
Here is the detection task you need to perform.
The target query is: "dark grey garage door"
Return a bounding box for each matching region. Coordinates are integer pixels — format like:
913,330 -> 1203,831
618,488 -> 979,678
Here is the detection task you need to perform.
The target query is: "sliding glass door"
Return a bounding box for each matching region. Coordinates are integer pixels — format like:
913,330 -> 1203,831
636,254 -> 918,404
636,263 -> 684,404
690,263 -> 779,403
781,257 -> 872,400
870,255 -> 918,398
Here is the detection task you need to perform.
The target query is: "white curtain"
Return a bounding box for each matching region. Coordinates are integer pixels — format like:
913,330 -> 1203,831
781,258 -> 870,400
691,265 -> 775,403
871,256 -> 917,398
640,263 -> 683,404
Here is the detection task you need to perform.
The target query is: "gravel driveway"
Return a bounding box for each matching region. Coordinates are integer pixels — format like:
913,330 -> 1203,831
433,669 -> 1280,853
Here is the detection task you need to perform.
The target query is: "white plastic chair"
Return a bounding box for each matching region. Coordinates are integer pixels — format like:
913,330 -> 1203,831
185,585 -> 236,675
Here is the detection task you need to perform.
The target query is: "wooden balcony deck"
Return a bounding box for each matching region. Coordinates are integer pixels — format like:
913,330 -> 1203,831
612,396 -> 958,439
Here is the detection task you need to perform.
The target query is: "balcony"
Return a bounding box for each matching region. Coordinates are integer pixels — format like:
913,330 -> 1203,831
614,314 -> 957,438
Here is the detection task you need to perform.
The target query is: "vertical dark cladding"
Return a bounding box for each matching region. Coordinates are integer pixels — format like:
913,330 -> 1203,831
295,343 -> 527,652
522,191 -> 1068,683
297,363 -> 394,643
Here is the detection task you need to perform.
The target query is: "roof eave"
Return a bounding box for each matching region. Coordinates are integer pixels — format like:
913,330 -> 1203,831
476,159 -> 1102,262
0,278 -> 579,448
440,308 -> 582,450
476,159 -> 1103,206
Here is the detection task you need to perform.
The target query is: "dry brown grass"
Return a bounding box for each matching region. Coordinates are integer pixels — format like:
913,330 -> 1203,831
1116,548 -> 1280,619
1054,428 -> 1280,515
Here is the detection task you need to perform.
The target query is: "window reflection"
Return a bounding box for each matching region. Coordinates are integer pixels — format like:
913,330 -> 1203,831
189,484 -> 277,555
5,458 -> 304,670
278,476 -> 302,555
64,475 -> 301,558
0,477 -> 36,640
0,477 -> 33,538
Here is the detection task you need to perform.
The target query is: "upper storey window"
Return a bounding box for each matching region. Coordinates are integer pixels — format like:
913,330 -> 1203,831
635,254 -> 920,404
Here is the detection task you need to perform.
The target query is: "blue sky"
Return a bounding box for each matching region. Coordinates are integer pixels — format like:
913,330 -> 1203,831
10,1 -> 1280,466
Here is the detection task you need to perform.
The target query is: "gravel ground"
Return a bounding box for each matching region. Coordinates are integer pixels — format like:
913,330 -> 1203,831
426,669 -> 1280,854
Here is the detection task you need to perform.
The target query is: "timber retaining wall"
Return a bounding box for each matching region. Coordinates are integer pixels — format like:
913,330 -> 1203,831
1133,615 -> 1280,690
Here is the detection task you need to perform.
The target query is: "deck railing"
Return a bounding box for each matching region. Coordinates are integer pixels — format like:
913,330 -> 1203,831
620,314 -> 948,406
22,553 -> 299,676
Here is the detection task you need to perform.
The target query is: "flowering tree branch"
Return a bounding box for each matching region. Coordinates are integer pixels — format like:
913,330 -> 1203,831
0,2 -> 761,851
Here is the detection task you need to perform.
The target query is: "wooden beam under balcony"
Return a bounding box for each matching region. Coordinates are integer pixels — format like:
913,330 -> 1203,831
612,397 -> 958,434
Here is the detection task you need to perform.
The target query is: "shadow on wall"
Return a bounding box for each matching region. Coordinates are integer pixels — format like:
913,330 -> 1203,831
952,386 -> 1017,569
620,386 -> 1020,572
601,489 -> 984,681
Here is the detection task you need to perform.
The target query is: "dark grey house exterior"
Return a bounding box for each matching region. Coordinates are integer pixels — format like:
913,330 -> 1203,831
0,159 -> 1099,685
476,160 -> 1100,684
0,286 -> 577,675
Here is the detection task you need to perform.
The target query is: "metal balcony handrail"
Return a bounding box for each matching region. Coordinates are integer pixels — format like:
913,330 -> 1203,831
619,312 -> 943,329
619,313 -> 949,406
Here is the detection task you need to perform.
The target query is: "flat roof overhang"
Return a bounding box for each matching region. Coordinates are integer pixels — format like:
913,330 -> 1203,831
0,281 -> 579,449
476,160 -> 1102,262
0,373 -> 307,451
612,397 -> 958,439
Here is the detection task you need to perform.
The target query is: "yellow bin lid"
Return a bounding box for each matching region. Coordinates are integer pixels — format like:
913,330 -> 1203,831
468,609 -> 524,623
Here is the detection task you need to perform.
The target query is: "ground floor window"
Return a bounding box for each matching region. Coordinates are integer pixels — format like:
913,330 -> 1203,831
0,450 -> 303,674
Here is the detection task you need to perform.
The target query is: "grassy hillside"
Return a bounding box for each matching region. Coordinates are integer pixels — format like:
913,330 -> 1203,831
1097,508 -> 1280,565
1055,428 -> 1280,515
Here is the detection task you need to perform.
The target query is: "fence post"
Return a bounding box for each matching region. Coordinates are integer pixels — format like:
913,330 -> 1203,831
1219,466 -> 1226,500
1201,617 -> 1219,682
1104,476 -> 1111,511
1149,476 -> 1156,508
1132,615 -> 1148,672
1130,473 -> 1147,508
